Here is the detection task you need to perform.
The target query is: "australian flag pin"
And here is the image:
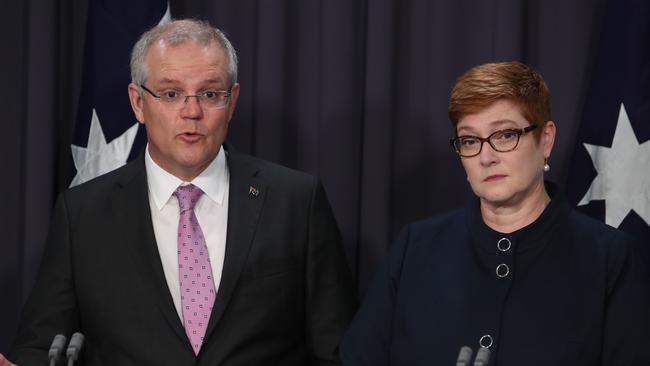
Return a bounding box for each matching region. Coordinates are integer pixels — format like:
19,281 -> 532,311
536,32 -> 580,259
248,186 -> 260,198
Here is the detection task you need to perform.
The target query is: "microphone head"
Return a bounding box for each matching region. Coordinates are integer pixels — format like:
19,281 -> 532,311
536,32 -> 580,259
473,347 -> 491,366
48,334 -> 67,360
66,332 -> 85,360
456,346 -> 473,366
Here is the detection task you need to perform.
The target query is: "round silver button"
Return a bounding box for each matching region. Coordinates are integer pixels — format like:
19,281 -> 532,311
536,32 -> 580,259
496,263 -> 509,278
497,237 -> 511,252
479,334 -> 493,348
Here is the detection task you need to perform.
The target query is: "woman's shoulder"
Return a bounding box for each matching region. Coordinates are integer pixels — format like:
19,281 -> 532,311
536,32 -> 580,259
402,207 -> 469,243
566,208 -> 633,246
411,206 -> 466,228
386,208 -> 470,274
562,208 -> 642,273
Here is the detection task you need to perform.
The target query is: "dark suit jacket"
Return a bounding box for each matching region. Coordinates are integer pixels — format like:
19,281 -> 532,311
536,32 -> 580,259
341,183 -> 650,365
10,147 -> 356,365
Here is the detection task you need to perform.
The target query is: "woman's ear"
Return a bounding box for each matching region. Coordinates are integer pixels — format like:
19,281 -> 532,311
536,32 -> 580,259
541,120 -> 556,158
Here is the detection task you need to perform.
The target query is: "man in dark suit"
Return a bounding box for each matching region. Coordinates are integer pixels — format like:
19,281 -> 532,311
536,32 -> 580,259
2,19 -> 355,365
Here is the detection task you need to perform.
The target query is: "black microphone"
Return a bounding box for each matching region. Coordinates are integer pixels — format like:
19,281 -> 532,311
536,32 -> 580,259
48,334 -> 67,366
455,346 -> 491,366
65,332 -> 85,366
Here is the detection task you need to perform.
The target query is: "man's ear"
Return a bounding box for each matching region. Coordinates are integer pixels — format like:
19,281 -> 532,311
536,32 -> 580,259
226,83 -> 240,122
128,83 -> 146,124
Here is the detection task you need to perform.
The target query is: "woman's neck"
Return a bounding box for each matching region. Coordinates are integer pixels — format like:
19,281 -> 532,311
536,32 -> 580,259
480,182 -> 551,234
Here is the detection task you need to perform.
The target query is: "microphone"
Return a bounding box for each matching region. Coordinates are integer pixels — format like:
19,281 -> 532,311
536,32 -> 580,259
65,332 -> 85,366
456,346 -> 491,366
473,347 -> 490,366
456,346 -> 473,366
48,334 -> 67,366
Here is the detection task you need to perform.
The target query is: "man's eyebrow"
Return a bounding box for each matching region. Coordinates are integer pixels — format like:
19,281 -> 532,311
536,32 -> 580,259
151,77 -> 229,90
203,77 -> 225,84
200,78 -> 228,88
155,78 -> 181,86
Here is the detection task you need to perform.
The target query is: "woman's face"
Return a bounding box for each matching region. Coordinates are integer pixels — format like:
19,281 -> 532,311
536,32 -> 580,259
456,99 -> 555,209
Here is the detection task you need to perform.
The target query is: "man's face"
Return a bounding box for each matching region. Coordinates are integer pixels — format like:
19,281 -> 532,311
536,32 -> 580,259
128,40 -> 240,181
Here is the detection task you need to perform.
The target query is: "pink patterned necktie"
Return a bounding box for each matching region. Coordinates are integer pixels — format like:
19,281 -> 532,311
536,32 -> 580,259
174,184 -> 216,355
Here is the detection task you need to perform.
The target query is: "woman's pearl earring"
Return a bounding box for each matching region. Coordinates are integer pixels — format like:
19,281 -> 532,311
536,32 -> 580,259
543,158 -> 550,172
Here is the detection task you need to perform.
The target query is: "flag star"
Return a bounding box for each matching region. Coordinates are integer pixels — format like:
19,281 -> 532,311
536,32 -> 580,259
70,108 -> 139,187
578,103 -> 650,228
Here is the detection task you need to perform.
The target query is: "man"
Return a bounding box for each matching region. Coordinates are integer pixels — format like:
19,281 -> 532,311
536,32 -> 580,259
2,19 -> 355,365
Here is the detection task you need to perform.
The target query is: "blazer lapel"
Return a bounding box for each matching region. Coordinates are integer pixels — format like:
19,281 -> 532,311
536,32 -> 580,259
203,148 -> 267,338
110,154 -> 190,348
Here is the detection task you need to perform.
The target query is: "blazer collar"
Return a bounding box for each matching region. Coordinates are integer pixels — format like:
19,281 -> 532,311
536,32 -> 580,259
113,145 -> 269,355
112,152 -> 193,350
202,143 -> 268,341
467,181 -> 571,254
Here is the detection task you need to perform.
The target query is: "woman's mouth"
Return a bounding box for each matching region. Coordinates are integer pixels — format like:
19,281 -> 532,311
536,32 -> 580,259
484,174 -> 506,182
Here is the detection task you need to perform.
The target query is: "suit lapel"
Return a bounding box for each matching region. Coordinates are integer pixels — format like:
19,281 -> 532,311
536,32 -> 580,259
204,148 -> 267,338
110,154 -> 190,347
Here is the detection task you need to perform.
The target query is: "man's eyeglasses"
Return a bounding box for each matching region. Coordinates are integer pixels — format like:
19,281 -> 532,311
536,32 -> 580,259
140,84 -> 232,109
450,124 -> 538,157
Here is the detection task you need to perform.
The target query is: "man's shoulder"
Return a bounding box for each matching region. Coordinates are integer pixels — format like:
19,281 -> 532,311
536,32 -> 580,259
64,156 -> 144,201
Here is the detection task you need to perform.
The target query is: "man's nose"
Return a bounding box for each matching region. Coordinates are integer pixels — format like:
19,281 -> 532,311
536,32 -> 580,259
180,95 -> 203,117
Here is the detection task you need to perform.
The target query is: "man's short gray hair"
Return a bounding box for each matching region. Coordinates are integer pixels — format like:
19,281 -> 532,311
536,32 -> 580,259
130,19 -> 238,90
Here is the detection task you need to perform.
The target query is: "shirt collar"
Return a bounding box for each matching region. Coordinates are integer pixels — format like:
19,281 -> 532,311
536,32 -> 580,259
145,145 -> 229,210
466,181 -> 570,254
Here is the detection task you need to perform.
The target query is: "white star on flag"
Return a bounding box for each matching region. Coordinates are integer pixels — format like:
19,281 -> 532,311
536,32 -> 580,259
70,109 -> 139,187
578,103 -> 650,228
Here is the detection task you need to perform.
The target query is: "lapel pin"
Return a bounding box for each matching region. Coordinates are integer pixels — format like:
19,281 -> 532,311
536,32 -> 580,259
248,186 -> 260,198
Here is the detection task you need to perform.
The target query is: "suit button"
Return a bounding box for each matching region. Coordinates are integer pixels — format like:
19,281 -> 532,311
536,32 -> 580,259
497,237 -> 511,252
496,263 -> 509,278
479,334 -> 493,348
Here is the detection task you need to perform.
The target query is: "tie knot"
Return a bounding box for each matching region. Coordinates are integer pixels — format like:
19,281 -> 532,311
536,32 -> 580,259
174,184 -> 204,212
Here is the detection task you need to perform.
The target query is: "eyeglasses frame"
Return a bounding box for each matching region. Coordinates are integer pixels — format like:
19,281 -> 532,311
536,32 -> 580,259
139,84 -> 233,109
450,124 -> 539,157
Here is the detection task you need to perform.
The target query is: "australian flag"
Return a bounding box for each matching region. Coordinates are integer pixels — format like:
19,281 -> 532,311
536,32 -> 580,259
566,0 -> 650,246
70,1 -> 170,186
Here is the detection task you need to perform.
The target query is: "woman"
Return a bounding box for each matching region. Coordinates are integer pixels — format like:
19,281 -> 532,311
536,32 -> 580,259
340,61 -> 650,365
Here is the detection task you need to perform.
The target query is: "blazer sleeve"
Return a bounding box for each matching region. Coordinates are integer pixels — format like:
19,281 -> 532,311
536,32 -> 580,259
601,233 -> 650,365
305,180 -> 357,365
339,224 -> 411,366
10,193 -> 81,366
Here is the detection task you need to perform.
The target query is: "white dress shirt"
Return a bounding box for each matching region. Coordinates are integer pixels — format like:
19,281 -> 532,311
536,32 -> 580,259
145,145 -> 229,320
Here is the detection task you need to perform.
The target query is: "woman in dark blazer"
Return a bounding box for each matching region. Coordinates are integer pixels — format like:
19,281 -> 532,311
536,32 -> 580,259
340,61 -> 650,366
